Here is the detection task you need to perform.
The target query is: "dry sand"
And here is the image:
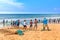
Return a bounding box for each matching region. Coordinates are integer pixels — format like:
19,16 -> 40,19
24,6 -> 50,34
0,23 -> 60,40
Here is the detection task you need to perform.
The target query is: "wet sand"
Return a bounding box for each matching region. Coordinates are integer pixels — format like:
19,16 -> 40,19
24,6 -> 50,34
0,23 -> 60,40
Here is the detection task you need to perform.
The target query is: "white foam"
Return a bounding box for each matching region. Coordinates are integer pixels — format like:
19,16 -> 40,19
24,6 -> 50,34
0,17 -> 60,22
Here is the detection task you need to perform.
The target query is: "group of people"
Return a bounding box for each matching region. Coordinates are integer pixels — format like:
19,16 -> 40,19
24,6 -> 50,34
11,20 -> 20,27
49,18 -> 60,23
11,19 -> 38,30
2,18 -> 50,31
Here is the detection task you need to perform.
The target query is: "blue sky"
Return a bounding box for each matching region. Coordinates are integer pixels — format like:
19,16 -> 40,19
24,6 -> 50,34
0,0 -> 60,14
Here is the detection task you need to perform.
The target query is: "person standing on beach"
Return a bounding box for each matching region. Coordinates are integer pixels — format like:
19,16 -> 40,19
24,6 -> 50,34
23,20 -> 27,30
3,19 -> 5,27
13,21 -> 15,27
15,20 -> 20,28
11,20 -> 13,26
6,20 -> 8,24
30,20 -> 33,30
34,19 -> 38,30
42,18 -> 50,31
17,20 -> 20,28
49,19 -> 51,23
38,19 -> 40,23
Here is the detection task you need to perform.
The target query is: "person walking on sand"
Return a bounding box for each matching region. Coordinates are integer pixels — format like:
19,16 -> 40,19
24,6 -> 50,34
23,20 -> 27,30
42,18 -> 50,31
34,19 -> 38,30
30,20 -> 33,30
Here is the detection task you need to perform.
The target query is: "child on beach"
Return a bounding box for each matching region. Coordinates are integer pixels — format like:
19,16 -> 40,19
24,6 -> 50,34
30,20 -> 33,30
42,18 -> 50,31
23,20 -> 27,30
34,19 -> 38,30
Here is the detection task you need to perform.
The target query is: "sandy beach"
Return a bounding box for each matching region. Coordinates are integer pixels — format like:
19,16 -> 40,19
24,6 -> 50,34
0,23 -> 60,40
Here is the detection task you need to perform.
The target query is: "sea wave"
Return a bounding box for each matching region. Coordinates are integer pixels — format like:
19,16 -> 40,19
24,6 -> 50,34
0,17 -> 60,22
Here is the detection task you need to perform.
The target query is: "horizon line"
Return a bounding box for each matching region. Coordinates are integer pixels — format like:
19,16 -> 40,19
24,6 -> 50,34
0,12 -> 60,14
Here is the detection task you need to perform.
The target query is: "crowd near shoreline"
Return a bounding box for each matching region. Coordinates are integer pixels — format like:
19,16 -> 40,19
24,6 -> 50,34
1,18 -> 60,31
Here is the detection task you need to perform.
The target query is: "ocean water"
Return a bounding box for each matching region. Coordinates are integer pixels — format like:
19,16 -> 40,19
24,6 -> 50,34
0,14 -> 60,19
0,14 -> 60,28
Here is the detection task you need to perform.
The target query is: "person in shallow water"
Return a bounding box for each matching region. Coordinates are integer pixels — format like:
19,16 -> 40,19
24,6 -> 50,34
38,19 -> 40,23
3,19 -> 5,26
16,20 -> 20,28
11,20 -> 13,26
42,18 -> 50,31
12,21 -> 16,27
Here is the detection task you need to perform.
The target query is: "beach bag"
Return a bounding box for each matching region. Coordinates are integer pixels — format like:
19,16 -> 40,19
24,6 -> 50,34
16,30 -> 24,35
